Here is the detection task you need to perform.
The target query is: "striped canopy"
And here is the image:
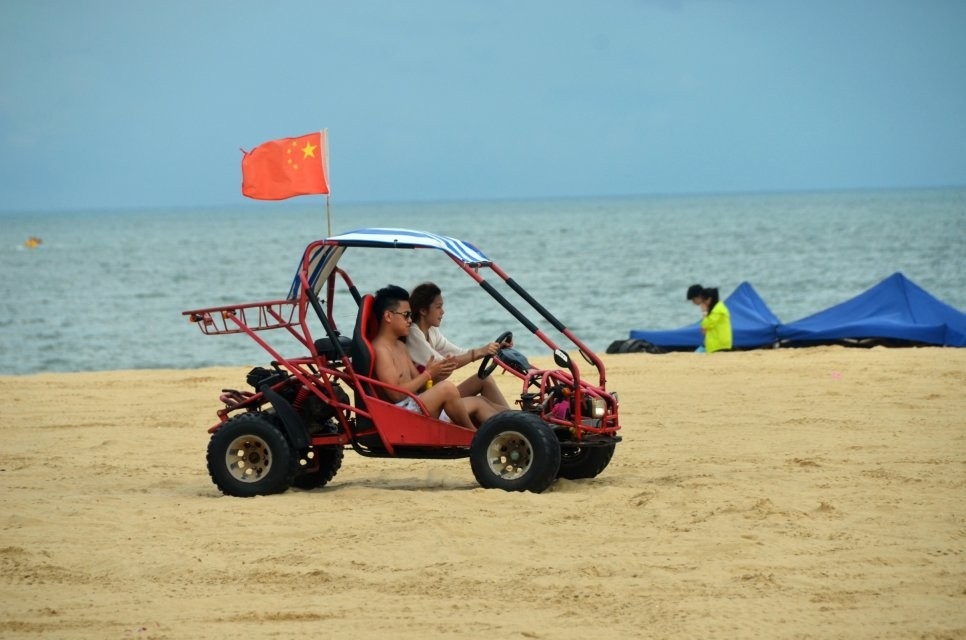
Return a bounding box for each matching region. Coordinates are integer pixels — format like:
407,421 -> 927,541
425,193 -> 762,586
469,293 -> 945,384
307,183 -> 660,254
287,228 -> 491,299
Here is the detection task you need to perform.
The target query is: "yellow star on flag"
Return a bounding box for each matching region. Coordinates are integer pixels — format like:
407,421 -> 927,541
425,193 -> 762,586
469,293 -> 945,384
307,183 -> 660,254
301,141 -> 317,158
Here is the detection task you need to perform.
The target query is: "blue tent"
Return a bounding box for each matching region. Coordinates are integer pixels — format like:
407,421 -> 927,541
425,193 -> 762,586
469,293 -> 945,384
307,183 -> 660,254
777,272 -> 966,347
628,282 -> 781,351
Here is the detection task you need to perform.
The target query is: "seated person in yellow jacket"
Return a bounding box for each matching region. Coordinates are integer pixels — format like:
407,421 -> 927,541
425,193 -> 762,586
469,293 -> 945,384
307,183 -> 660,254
687,284 -> 732,353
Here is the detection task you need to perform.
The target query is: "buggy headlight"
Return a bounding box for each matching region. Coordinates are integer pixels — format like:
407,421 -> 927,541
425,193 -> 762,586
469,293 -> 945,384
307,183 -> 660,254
590,397 -> 606,418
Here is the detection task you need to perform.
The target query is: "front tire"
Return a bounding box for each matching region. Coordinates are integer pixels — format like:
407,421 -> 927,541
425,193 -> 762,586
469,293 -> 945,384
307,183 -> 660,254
557,443 -> 616,480
470,412 -> 561,493
207,412 -> 297,497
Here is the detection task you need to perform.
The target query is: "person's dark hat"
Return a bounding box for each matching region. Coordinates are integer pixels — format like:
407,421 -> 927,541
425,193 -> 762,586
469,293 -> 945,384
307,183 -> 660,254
686,284 -> 703,300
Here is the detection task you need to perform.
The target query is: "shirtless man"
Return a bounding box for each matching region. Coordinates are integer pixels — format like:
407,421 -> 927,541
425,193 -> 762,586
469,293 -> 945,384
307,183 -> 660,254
370,285 -> 501,430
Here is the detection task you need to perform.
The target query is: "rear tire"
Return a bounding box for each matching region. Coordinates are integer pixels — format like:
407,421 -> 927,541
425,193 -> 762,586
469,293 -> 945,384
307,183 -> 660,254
291,443 -> 344,490
293,386 -> 349,489
557,443 -> 616,480
207,412 -> 296,497
470,412 -> 561,493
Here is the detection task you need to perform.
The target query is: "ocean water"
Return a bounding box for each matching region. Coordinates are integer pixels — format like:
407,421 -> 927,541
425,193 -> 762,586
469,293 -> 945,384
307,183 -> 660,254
1,188 -> 964,375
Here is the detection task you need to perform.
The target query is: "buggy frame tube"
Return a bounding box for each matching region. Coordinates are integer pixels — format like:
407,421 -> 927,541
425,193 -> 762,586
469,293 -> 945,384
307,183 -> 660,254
324,268 -> 361,328
450,255 -> 606,388
199,294 -> 358,436
489,261 -> 607,388
302,272 -> 349,364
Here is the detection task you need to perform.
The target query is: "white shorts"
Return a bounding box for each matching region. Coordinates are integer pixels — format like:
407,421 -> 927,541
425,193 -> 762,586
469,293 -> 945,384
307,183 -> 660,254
395,396 -> 450,423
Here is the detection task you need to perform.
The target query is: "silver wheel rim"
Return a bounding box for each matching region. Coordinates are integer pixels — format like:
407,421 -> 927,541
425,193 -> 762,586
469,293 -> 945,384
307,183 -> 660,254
225,434 -> 273,483
485,430 -> 533,480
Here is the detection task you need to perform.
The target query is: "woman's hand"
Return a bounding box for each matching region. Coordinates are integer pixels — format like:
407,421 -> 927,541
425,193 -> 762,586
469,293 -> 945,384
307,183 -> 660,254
477,335 -> 511,359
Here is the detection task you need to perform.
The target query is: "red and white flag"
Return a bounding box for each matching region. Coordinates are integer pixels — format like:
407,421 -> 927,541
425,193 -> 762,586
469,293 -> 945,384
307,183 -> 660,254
241,130 -> 330,200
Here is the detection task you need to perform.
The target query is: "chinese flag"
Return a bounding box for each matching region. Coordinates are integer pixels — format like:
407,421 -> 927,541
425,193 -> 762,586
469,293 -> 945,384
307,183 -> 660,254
241,130 -> 330,200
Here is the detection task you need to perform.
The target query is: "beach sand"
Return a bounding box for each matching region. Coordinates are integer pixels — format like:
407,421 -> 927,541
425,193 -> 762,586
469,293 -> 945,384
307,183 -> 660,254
1,347 -> 964,639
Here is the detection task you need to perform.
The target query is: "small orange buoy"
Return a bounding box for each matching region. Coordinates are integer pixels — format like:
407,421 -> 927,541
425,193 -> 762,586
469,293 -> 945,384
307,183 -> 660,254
24,236 -> 43,249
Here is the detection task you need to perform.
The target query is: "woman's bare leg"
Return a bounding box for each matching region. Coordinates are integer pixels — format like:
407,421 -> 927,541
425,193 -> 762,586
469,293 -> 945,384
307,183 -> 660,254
457,375 -> 510,409
480,377 -> 510,408
461,396 -> 501,426
419,382 -> 473,428
421,382 -> 505,429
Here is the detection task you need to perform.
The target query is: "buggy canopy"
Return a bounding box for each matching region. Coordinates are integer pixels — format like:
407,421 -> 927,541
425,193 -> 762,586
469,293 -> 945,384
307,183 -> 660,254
777,272 -> 966,347
288,228 -> 491,299
628,282 -> 781,351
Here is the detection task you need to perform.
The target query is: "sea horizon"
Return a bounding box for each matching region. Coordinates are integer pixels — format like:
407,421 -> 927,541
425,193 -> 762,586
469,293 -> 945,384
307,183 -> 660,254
2,187 -> 964,375
4,183 -> 965,217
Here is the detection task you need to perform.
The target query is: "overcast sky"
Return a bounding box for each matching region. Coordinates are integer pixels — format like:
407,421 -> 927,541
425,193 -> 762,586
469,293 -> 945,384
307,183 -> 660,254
1,0 -> 964,212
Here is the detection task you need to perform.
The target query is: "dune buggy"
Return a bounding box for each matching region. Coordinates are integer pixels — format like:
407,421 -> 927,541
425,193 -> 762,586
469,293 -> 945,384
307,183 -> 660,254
183,228 -> 621,495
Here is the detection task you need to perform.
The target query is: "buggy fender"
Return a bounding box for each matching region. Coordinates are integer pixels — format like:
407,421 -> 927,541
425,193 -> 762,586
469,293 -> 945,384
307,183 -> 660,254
261,387 -> 310,450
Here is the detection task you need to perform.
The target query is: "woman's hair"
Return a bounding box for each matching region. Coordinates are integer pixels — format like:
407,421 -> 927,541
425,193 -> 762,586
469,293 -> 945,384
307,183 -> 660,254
703,287 -> 720,310
687,283 -> 720,310
409,282 -> 441,323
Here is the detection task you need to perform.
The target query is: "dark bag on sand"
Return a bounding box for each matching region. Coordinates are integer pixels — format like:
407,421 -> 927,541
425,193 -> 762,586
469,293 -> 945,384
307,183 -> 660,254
605,338 -> 667,355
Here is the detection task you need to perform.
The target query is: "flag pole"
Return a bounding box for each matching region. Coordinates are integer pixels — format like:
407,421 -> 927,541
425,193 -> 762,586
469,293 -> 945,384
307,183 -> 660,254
322,128 -> 331,238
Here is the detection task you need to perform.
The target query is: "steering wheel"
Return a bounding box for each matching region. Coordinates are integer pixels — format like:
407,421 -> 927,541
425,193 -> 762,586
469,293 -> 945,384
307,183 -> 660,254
477,331 -> 513,379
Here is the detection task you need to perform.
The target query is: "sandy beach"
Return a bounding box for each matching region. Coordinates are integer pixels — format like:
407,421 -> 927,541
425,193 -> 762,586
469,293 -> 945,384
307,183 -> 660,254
1,347 -> 964,639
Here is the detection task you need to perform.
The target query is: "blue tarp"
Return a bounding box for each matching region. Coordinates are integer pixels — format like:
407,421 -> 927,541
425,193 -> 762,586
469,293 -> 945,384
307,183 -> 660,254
625,273 -> 966,351
628,282 -> 781,351
777,272 -> 966,347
